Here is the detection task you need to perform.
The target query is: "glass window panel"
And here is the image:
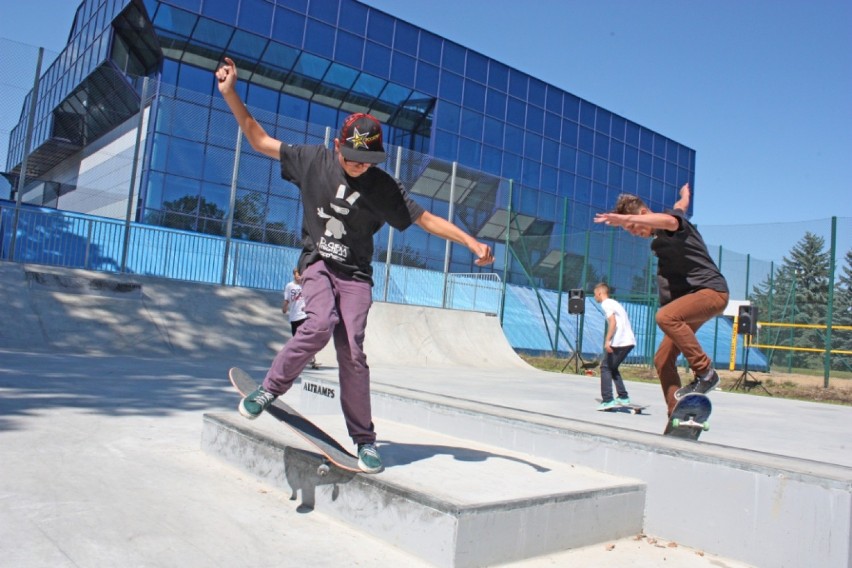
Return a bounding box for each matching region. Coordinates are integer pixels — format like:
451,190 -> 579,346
466,50 -> 487,84
558,171 -> 575,196
653,156 -> 665,180
203,146 -> 235,185
192,17 -> 233,49
483,116 -> 503,142
610,140 -> 625,163
488,60 -> 508,92
576,151 -> 592,178
279,92 -> 309,121
594,135 -> 609,159
591,183 -> 608,208
167,138 -> 205,178
202,0 -> 237,24
545,86 -> 562,115
144,171 -> 165,208
578,126 -> 594,153
578,101 -> 595,129
339,0 -> 367,34
560,145 -> 577,171
462,80 -> 485,111
363,41 -> 390,77
561,120 -> 578,147
394,20 -> 418,55
162,173 -> 201,206
562,93 -> 580,121
228,29 -> 269,59
238,153 -> 273,191
415,62 -> 439,96
506,97 -> 525,127
308,0 -> 338,24
593,157 -> 608,183
153,4 -> 198,37
434,130 -> 458,161
485,88 -> 506,119
528,78 -> 545,107
521,166 -> 540,195
366,9 -> 394,45
307,103 -> 338,128
177,63 -> 214,96
542,139 -> 559,167
664,160 -> 677,185
611,115 -> 625,141
526,105 -> 543,134
608,163 -> 623,187
305,19 -> 335,57
625,121 -> 640,147
458,137 -> 481,166
653,132 -> 666,158
276,0 -> 308,11
524,132 -> 542,159
678,145 -> 691,167
436,101 -> 460,131
623,169 -> 638,192
508,69 -> 527,99
575,177 -> 591,203
481,145 -> 502,175
665,139 -> 677,163
272,8 -> 305,47
390,51 -> 415,86
502,152 -> 521,180
149,134 -> 169,172
238,0 -> 273,36
418,30 -> 442,65
439,71 -> 463,103
544,111 -> 561,140
460,109 -> 483,139
247,83 -> 279,113
441,41 -> 465,74
164,0 -> 200,10
335,31 -> 364,67
638,151 -> 652,175
541,167 -> 558,194
171,99 -> 210,140
624,145 -> 638,170
261,41 -> 299,71
639,127 -> 653,153
503,124 -> 524,154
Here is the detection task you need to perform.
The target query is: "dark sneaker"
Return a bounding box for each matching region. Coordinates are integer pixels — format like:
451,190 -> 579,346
675,369 -> 720,399
357,443 -> 383,473
239,385 -> 278,419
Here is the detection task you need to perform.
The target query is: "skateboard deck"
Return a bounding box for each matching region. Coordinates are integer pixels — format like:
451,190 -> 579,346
228,367 -> 361,474
595,399 -> 648,415
664,393 -> 712,440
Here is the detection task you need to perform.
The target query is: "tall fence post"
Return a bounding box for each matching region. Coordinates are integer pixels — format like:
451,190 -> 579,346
120,76 -> 149,273
553,196 -> 569,354
382,146 -> 403,301
441,161 -> 457,308
8,47 -> 44,262
824,216 -> 837,387
221,127 -> 243,285
499,179 -> 513,325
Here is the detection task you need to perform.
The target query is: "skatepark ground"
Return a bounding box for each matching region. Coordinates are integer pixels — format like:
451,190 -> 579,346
1,262 -> 849,567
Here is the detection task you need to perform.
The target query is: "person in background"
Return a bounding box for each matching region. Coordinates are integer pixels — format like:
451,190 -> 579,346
593,282 -> 635,410
283,268 -> 318,370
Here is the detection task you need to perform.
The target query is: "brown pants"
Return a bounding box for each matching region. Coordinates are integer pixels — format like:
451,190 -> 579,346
654,289 -> 729,415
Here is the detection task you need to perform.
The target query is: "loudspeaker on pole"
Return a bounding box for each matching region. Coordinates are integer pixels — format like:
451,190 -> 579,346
568,289 -> 585,315
737,304 -> 759,335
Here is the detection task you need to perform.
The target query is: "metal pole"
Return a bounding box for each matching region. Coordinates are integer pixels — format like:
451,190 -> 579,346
120,76 -> 149,273
714,245 -> 722,366
767,261 -> 774,372
441,161 -> 457,308
9,47 -> 44,262
383,146 -> 403,301
553,196 -> 569,354
499,179 -> 513,325
221,127 -> 243,285
824,216 -> 837,387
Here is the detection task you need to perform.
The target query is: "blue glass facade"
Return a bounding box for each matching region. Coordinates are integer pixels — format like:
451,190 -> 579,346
7,0 -> 695,293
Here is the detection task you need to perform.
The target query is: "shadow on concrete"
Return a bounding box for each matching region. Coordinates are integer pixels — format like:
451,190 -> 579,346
378,440 -> 551,472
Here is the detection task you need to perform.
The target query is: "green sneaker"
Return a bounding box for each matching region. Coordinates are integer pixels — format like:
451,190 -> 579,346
357,443 -> 383,473
597,399 -> 618,411
616,397 -> 632,406
239,385 -> 278,419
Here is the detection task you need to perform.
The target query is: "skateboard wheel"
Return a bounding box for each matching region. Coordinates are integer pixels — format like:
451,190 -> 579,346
702,422 -> 710,432
671,418 -> 680,429
317,464 -> 330,476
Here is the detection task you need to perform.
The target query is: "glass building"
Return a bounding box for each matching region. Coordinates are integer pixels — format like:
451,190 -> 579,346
6,0 -> 695,294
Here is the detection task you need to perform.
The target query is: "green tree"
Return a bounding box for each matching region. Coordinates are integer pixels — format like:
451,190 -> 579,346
832,249 -> 852,371
750,232 -> 830,369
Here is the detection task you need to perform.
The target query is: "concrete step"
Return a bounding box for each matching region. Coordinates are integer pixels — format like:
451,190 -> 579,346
202,406 -> 645,568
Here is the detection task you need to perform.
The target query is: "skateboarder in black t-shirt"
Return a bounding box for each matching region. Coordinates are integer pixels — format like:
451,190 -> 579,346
216,57 -> 494,473
594,183 -> 729,416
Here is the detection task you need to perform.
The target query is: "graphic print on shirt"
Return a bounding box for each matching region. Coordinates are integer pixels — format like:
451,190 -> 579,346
316,184 -> 361,262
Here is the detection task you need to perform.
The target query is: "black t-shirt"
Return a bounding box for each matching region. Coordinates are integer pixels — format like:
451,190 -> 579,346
651,208 -> 729,305
279,144 -> 425,284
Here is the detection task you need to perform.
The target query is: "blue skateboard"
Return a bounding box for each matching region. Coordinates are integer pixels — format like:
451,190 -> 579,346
664,393 -> 712,440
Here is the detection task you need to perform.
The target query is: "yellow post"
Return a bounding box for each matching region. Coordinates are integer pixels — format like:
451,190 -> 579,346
729,316 -> 739,371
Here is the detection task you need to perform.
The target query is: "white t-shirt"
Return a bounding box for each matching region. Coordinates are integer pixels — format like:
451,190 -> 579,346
283,281 -> 307,323
601,297 -> 636,347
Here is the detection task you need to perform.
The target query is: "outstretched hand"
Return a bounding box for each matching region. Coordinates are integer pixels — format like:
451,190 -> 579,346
471,242 -> 495,266
215,57 -> 238,94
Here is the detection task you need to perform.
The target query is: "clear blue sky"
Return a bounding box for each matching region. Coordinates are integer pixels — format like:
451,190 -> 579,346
2,1 -> 851,257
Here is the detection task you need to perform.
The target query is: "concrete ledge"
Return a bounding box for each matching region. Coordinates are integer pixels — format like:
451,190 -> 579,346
201,412 -> 646,568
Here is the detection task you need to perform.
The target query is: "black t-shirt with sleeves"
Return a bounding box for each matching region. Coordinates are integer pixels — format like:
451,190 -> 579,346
650,208 -> 729,306
279,144 -> 425,284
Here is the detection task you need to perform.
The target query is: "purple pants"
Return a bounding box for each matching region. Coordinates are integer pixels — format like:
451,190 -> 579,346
263,261 -> 375,444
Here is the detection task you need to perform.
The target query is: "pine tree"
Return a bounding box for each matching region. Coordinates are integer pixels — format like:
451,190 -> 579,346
832,249 -> 852,371
750,232 -> 830,369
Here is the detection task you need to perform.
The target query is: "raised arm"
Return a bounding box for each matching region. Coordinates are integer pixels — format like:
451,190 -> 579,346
414,210 -> 494,266
216,57 -> 282,159
672,182 -> 691,212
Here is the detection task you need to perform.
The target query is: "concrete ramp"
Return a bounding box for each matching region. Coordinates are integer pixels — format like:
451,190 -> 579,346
0,262 -> 286,360
318,302 -> 531,370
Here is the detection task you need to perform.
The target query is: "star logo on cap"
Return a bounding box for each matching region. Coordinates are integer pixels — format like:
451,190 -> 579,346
347,127 -> 370,150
